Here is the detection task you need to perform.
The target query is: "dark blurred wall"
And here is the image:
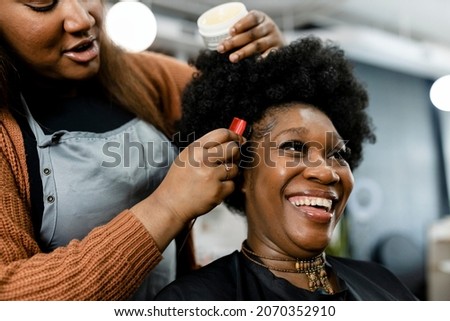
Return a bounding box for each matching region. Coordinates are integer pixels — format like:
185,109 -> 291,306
346,62 -> 448,299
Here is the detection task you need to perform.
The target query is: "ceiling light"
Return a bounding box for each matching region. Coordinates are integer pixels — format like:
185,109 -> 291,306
105,0 -> 157,53
430,75 -> 450,112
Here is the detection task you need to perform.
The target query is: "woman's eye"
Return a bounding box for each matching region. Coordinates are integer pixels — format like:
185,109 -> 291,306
26,1 -> 57,12
328,146 -> 351,163
279,141 -> 306,156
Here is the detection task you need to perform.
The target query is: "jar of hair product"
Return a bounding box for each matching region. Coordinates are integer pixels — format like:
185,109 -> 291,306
197,2 -> 248,50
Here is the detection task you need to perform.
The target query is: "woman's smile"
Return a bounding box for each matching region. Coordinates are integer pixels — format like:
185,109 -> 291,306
287,194 -> 335,224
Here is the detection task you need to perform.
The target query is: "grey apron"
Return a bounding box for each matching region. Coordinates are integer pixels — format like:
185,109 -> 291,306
22,96 -> 177,300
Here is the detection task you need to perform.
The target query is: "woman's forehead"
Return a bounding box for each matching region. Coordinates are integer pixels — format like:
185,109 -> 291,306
255,104 -> 336,135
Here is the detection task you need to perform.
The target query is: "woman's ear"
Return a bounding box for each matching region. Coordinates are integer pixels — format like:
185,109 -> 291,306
240,170 -> 248,194
238,140 -> 254,195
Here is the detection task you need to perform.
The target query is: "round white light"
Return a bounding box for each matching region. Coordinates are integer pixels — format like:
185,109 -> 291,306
430,74 -> 450,112
105,0 -> 157,53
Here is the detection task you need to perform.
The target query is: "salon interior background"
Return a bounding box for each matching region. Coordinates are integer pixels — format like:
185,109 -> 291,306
106,0 -> 450,300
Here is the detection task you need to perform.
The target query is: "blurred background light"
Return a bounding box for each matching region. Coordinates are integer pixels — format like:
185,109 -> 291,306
430,75 -> 450,112
105,0 -> 157,53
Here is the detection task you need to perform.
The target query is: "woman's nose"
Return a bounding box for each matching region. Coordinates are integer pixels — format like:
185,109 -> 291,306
63,0 -> 96,34
301,151 -> 340,185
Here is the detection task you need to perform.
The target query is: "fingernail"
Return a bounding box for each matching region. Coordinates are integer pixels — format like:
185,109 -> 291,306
229,53 -> 239,63
217,44 -> 225,53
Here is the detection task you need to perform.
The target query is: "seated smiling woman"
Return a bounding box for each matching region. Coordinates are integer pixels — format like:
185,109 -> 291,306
155,37 -> 418,300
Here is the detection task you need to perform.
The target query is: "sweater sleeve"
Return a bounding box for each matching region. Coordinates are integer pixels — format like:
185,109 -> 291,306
0,111 -> 163,300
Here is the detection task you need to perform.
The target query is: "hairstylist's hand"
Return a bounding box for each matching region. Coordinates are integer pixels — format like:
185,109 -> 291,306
217,10 -> 285,63
131,129 -> 244,250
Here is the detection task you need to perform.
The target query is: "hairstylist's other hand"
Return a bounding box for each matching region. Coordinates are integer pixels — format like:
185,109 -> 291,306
131,129 -> 244,250
217,10 -> 285,63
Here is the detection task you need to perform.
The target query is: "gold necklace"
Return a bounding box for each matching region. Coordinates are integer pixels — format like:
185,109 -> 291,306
241,243 -> 335,295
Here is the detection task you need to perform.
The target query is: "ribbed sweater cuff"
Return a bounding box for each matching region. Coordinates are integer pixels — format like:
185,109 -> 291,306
101,210 -> 162,272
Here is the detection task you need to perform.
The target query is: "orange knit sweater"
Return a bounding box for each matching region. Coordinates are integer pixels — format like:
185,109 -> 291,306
0,51 -> 194,300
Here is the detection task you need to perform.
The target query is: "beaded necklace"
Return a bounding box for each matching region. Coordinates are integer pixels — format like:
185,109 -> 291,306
241,243 -> 335,295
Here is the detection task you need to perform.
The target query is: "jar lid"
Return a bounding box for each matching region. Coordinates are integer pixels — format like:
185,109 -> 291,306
197,2 -> 248,36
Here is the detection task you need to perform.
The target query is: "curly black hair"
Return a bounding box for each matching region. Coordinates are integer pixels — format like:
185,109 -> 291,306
175,36 -> 376,214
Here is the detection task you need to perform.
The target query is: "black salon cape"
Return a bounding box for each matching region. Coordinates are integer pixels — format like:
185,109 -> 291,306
155,251 -> 418,301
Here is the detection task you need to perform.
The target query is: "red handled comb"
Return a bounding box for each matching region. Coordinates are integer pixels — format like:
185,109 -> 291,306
229,117 -> 247,135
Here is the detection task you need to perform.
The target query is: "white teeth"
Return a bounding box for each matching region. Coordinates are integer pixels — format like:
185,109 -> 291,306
290,197 -> 332,212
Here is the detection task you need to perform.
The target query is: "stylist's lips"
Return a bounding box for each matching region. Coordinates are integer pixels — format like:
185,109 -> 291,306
64,37 -> 99,63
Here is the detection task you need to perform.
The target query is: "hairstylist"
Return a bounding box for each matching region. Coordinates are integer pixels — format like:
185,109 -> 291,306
0,0 -> 284,300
